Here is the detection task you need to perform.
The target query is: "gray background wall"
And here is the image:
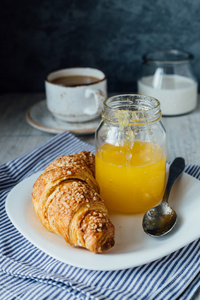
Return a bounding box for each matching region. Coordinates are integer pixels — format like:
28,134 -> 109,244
1,0 -> 200,94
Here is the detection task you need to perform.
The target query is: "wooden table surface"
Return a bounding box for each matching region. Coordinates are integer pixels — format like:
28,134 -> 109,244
1,93 -> 200,166
0,93 -> 95,164
1,93 -> 200,299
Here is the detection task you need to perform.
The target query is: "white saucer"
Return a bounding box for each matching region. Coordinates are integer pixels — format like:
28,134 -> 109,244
26,100 -> 101,135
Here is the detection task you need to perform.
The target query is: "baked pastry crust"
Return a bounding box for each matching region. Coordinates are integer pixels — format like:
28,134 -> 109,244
32,151 -> 115,253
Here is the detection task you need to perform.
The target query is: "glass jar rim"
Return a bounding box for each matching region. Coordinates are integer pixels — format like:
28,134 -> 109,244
102,94 -> 161,125
143,49 -> 193,64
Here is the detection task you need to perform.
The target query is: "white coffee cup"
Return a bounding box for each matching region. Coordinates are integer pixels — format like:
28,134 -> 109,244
45,67 -> 107,122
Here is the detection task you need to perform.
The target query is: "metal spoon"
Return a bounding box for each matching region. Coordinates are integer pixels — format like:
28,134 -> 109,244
142,157 -> 185,237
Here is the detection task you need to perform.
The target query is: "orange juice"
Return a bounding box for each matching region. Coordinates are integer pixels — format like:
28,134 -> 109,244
95,141 -> 166,214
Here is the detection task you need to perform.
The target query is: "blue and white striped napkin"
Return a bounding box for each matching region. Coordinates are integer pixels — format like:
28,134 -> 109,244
1,131 -> 200,300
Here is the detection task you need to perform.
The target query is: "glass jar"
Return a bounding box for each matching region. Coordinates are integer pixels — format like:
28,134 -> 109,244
95,94 -> 167,214
137,49 -> 198,116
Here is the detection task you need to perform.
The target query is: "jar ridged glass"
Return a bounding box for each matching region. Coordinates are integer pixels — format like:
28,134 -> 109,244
138,49 -> 198,116
95,94 -> 167,214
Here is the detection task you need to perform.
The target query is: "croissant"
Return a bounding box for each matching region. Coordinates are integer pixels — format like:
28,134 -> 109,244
32,151 -> 115,253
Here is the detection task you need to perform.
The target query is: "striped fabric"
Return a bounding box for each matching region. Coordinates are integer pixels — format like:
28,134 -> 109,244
0,131 -> 200,300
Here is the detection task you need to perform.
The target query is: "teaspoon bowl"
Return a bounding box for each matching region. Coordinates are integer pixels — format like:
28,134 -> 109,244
142,157 -> 185,237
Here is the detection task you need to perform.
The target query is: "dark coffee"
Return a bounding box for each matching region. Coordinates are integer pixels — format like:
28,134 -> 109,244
51,75 -> 100,87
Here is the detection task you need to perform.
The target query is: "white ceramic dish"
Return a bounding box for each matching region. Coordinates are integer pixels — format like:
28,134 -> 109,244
6,171 -> 200,271
26,100 -> 101,135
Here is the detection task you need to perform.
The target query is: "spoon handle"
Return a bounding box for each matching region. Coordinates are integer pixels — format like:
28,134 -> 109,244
163,157 -> 185,203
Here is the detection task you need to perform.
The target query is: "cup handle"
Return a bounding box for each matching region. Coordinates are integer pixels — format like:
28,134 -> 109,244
84,88 -> 104,115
